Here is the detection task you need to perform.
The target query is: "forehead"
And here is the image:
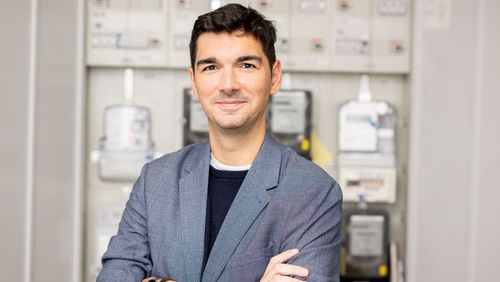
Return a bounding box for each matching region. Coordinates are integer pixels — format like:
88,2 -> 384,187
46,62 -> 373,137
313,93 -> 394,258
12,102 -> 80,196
195,31 -> 266,60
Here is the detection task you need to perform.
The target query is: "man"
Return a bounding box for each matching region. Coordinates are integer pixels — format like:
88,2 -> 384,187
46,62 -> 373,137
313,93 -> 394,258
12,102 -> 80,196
97,4 -> 342,282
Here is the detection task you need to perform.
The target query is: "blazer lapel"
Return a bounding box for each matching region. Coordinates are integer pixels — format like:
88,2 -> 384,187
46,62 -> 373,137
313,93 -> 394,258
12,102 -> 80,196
179,141 -> 210,282
202,134 -> 283,281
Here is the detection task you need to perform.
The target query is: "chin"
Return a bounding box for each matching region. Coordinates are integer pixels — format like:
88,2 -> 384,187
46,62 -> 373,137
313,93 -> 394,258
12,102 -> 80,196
211,119 -> 248,131
212,116 -> 245,129
217,123 -> 246,130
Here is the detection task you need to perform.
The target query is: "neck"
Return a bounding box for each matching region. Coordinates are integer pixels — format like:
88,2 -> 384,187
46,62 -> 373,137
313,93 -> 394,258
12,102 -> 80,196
208,123 -> 266,166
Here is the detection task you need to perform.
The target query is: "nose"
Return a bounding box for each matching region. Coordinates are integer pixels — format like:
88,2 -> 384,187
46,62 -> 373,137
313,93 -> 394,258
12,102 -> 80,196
219,67 -> 240,95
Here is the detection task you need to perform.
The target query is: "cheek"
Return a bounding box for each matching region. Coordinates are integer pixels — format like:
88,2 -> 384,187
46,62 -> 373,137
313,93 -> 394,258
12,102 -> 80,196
241,74 -> 272,95
195,78 -> 218,99
198,71 -> 221,86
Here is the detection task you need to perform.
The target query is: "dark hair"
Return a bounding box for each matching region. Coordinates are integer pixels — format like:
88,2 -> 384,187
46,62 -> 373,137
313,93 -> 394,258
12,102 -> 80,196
189,3 -> 277,71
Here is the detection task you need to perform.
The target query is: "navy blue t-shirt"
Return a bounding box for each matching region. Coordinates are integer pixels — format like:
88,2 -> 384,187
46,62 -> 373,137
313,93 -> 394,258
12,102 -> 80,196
203,166 -> 248,269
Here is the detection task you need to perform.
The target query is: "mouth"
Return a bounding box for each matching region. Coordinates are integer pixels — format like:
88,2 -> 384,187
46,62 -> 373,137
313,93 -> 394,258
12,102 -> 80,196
215,100 -> 247,111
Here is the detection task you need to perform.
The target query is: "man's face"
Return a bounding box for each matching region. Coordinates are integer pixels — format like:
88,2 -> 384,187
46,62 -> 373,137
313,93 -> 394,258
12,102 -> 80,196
189,31 -> 281,133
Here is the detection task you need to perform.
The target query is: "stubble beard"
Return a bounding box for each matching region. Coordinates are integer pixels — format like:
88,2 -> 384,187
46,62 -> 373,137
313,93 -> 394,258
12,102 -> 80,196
204,91 -> 269,136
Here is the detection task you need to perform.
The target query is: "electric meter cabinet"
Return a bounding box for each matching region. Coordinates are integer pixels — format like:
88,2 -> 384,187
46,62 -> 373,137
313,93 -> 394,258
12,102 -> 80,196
95,69 -> 155,182
269,90 -> 312,159
338,75 -> 397,204
341,204 -> 390,282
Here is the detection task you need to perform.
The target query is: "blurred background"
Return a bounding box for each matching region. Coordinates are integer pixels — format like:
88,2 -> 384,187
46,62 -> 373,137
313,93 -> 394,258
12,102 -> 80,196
1,0 -> 499,281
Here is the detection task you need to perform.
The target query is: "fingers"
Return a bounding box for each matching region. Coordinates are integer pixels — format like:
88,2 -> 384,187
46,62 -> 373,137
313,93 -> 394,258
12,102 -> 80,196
261,249 -> 309,282
269,248 -> 299,266
268,263 -> 309,277
265,276 -> 304,282
142,278 -> 175,282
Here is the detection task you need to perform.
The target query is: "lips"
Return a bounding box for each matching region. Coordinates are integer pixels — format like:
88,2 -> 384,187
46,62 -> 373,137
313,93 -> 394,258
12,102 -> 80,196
215,100 -> 246,111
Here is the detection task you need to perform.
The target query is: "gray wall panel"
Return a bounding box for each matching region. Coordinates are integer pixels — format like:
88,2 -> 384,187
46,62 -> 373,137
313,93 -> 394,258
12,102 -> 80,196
474,0 -> 500,280
32,0 -> 80,281
0,0 -> 31,279
0,0 -> 82,281
408,0 -> 500,281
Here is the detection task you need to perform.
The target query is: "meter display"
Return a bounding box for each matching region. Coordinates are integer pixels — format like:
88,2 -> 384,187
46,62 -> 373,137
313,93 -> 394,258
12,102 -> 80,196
270,91 -> 308,134
339,101 -> 395,153
189,96 -> 209,133
102,105 -> 152,152
349,215 -> 384,256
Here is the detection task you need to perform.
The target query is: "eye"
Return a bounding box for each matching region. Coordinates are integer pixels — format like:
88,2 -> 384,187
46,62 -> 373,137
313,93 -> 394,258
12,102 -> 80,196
202,65 -> 217,72
242,63 -> 256,69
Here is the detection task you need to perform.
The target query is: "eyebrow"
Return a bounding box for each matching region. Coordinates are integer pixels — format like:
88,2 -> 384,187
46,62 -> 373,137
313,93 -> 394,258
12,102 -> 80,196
236,55 -> 263,64
196,57 -> 217,67
195,55 -> 263,68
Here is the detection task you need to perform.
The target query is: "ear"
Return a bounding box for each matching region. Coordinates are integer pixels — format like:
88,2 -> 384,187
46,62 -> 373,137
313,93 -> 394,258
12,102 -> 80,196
188,66 -> 199,100
270,60 -> 282,96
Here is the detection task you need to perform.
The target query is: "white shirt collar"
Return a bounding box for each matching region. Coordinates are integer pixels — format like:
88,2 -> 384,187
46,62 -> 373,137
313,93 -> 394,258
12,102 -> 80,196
210,153 -> 251,171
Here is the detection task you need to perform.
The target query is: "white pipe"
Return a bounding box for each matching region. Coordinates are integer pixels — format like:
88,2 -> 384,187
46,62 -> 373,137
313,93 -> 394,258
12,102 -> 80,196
123,68 -> 134,104
406,0 -> 422,281
25,0 -> 38,280
72,0 -> 86,281
467,0 -> 484,280
358,74 -> 372,102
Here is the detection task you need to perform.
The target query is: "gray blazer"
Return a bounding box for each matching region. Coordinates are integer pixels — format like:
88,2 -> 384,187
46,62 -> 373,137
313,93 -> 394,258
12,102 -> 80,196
97,134 -> 342,282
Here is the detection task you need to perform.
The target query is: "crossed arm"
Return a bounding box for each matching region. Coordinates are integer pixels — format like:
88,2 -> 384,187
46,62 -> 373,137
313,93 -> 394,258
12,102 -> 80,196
142,248 -> 308,282
142,182 -> 342,282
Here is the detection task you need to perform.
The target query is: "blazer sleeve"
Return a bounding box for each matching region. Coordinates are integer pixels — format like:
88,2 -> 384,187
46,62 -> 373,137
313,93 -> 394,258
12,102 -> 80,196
282,181 -> 343,282
97,164 -> 152,282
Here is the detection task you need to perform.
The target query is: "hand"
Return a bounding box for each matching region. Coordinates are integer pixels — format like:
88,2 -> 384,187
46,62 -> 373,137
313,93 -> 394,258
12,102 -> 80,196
141,278 -> 175,282
260,248 -> 309,282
